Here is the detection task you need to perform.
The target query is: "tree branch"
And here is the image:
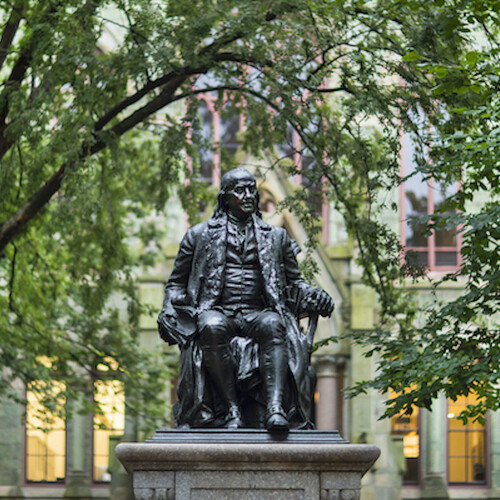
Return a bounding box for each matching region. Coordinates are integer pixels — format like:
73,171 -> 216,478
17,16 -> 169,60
94,70 -> 190,132
94,49 -> 265,132
0,164 -> 66,254
8,242 -> 17,311
0,1 -> 25,72
92,74 -> 187,153
0,70 -> 280,254
0,4 -> 316,253
0,1 -> 97,162
0,47 -> 32,155
0,72 -> 192,253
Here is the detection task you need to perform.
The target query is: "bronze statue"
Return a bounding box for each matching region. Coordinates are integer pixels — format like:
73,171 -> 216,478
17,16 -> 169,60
158,168 -> 334,431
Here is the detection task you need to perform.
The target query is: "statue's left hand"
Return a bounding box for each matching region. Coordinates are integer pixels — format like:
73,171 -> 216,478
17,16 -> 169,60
302,288 -> 334,317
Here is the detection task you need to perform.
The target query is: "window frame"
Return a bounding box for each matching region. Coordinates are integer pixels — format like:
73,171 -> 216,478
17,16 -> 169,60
389,396 -> 422,486
24,383 -> 67,485
188,91 -> 245,188
399,130 -> 462,272
91,378 -> 126,484
446,397 -> 489,487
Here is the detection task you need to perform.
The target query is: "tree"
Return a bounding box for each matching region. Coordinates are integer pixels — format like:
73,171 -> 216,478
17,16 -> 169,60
0,0 -> 498,426
342,0 -> 500,422
284,1 -> 500,424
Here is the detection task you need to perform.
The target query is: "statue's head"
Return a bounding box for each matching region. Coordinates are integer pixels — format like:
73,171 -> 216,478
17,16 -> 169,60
214,168 -> 262,219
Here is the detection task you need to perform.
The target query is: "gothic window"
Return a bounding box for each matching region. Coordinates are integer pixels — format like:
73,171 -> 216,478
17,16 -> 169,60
191,94 -> 241,185
25,382 -> 66,483
447,394 -> 487,485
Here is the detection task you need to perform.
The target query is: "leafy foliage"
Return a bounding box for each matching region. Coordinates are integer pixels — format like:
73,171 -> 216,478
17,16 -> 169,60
0,0 -> 498,426
342,1 -> 500,423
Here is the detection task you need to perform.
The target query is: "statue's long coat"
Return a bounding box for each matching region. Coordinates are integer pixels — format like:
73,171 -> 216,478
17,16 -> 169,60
158,213 -> 318,428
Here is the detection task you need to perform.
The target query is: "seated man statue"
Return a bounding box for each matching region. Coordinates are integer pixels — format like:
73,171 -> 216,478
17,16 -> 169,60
158,168 -> 334,431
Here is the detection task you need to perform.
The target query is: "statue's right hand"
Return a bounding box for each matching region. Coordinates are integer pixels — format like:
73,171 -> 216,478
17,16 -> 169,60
301,288 -> 334,317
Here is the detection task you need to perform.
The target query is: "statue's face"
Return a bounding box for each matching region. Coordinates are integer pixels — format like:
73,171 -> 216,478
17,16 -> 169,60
226,178 -> 257,219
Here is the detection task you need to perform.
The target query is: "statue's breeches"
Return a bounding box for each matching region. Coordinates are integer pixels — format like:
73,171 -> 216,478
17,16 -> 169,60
198,309 -> 287,350
198,309 -> 288,414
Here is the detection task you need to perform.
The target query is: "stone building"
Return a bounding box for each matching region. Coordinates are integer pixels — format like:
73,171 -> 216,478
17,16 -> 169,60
1,102 -> 499,500
0,10 -> 498,500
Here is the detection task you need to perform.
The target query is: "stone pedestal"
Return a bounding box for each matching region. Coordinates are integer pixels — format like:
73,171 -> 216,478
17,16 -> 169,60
116,430 -> 380,500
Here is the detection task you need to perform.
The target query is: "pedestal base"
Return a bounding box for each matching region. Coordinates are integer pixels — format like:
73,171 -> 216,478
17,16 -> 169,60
116,430 -> 380,500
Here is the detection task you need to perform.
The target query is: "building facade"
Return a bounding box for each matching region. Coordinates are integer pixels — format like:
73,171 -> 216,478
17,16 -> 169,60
1,111 -> 498,500
0,12 -> 498,499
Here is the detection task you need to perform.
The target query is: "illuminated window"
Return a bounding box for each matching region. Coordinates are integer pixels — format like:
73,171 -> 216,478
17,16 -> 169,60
448,394 -> 487,484
93,380 -> 125,483
400,130 -> 460,270
26,382 -> 66,483
390,402 -> 420,484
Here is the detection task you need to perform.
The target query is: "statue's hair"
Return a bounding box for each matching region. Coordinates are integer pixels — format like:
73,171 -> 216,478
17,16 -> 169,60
213,168 -> 262,219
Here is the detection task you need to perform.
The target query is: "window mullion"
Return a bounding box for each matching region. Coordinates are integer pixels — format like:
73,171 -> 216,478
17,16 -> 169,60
428,176 -> 436,269
212,106 -> 221,186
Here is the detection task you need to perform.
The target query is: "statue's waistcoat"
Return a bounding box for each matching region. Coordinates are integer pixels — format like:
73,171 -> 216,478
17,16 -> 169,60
220,220 -> 264,310
192,214 -> 284,315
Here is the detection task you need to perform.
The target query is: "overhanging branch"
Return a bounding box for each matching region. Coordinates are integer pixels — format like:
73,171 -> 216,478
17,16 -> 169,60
0,1 -> 25,72
0,3 -> 333,253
